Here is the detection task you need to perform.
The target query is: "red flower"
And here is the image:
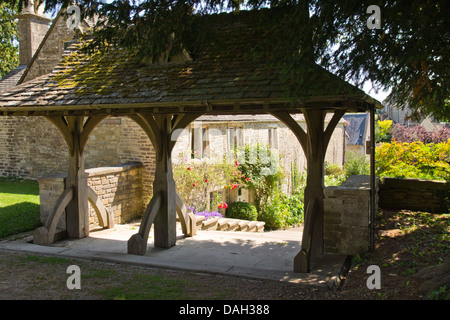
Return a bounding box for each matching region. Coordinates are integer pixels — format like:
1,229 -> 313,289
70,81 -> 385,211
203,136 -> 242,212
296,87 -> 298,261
192,183 -> 196,187
246,177 -> 250,182
205,179 -> 208,183
231,184 -> 238,191
187,167 -> 191,170
218,203 -> 228,209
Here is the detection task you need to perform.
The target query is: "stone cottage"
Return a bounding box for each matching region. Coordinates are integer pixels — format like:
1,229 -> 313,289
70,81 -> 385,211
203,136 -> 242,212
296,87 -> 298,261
173,114 -> 346,202
1,5 -> 346,212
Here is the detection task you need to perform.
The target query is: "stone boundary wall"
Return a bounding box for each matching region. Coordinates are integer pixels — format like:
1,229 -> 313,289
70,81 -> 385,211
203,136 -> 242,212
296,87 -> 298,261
324,175 -> 379,255
379,177 -> 449,213
38,162 -> 144,231
0,116 -> 155,205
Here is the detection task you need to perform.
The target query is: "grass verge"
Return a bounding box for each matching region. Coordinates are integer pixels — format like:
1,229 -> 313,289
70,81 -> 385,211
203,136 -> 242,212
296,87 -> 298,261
0,177 -> 41,238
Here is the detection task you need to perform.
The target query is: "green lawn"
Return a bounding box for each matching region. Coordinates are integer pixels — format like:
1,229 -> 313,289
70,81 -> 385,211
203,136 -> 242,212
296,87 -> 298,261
0,177 -> 41,238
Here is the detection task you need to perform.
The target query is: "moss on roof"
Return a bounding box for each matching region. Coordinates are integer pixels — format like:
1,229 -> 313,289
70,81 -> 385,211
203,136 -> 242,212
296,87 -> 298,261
0,7 -> 371,111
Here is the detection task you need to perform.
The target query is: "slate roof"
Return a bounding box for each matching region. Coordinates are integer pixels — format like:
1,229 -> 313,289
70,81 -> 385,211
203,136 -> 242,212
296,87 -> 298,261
0,65 -> 27,93
343,113 -> 368,145
0,8 -> 380,116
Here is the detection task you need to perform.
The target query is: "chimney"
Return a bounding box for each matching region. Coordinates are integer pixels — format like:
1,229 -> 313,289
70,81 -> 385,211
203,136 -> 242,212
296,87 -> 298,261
17,0 -> 52,65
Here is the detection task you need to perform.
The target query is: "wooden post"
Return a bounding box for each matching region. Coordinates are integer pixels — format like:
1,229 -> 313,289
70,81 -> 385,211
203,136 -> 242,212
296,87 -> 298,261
271,109 -> 344,272
369,106 -> 376,251
152,114 -> 177,248
128,113 -> 202,255
295,109 -> 326,272
34,115 -> 107,244
65,116 -> 89,238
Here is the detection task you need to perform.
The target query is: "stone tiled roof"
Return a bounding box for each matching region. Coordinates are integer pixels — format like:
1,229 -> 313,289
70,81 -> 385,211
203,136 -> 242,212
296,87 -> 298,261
0,9 -> 379,116
0,65 -> 27,93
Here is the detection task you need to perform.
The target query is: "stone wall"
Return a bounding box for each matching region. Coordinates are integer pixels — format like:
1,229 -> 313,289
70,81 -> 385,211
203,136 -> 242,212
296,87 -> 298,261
0,116 -> 68,178
0,116 -> 155,202
38,162 -> 144,231
379,177 -> 449,213
324,175 -> 379,255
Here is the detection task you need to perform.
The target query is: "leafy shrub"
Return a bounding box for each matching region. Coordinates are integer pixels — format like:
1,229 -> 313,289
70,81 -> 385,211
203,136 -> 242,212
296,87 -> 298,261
235,144 -> 284,213
344,152 -> 370,178
375,140 -> 450,181
259,193 -> 304,230
226,202 -> 258,221
325,162 -> 345,178
375,119 -> 393,143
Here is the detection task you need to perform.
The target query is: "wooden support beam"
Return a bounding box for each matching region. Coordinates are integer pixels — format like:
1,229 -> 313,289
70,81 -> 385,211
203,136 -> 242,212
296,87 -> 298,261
34,187 -> 74,245
64,116 -> 89,239
128,112 -> 203,255
298,109 -> 326,272
35,115 -> 107,244
269,111 -> 308,153
87,186 -> 114,229
271,109 -> 345,273
152,114 -> 177,248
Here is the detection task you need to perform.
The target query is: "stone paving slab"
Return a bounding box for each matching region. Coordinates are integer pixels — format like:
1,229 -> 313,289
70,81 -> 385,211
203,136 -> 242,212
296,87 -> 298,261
0,223 -> 349,289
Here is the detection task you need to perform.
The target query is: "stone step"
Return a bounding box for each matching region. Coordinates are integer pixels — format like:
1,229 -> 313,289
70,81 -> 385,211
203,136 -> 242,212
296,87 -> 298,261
199,216 -> 265,233
177,215 -> 265,232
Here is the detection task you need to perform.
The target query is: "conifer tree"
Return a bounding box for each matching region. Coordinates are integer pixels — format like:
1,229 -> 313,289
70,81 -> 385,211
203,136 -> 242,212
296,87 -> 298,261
6,0 -> 449,120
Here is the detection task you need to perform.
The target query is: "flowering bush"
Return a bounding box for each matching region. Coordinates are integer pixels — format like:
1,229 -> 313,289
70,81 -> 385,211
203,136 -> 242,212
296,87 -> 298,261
375,140 -> 450,181
234,144 -> 284,213
391,123 -> 450,144
173,153 -> 236,212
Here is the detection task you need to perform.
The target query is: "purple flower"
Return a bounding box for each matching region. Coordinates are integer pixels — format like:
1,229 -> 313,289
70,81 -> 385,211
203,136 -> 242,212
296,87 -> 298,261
187,205 -> 223,220
195,210 -> 223,220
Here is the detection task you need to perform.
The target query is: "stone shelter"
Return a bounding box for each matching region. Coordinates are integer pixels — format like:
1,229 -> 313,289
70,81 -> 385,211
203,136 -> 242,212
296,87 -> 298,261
1,5 -> 346,209
0,6 -> 381,273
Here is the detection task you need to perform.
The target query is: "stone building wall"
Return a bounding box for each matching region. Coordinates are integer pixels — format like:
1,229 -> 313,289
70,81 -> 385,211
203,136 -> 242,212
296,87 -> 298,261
0,116 -> 155,203
172,116 -> 346,195
20,12 -> 75,83
0,116 -> 68,178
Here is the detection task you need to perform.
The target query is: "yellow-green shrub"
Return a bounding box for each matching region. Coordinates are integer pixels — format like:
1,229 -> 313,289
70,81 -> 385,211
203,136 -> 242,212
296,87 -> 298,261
375,139 -> 450,181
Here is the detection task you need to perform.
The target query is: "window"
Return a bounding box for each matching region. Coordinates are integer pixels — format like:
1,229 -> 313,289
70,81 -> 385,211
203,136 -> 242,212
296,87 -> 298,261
228,126 -> 243,153
268,127 -> 278,149
190,125 -> 209,159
